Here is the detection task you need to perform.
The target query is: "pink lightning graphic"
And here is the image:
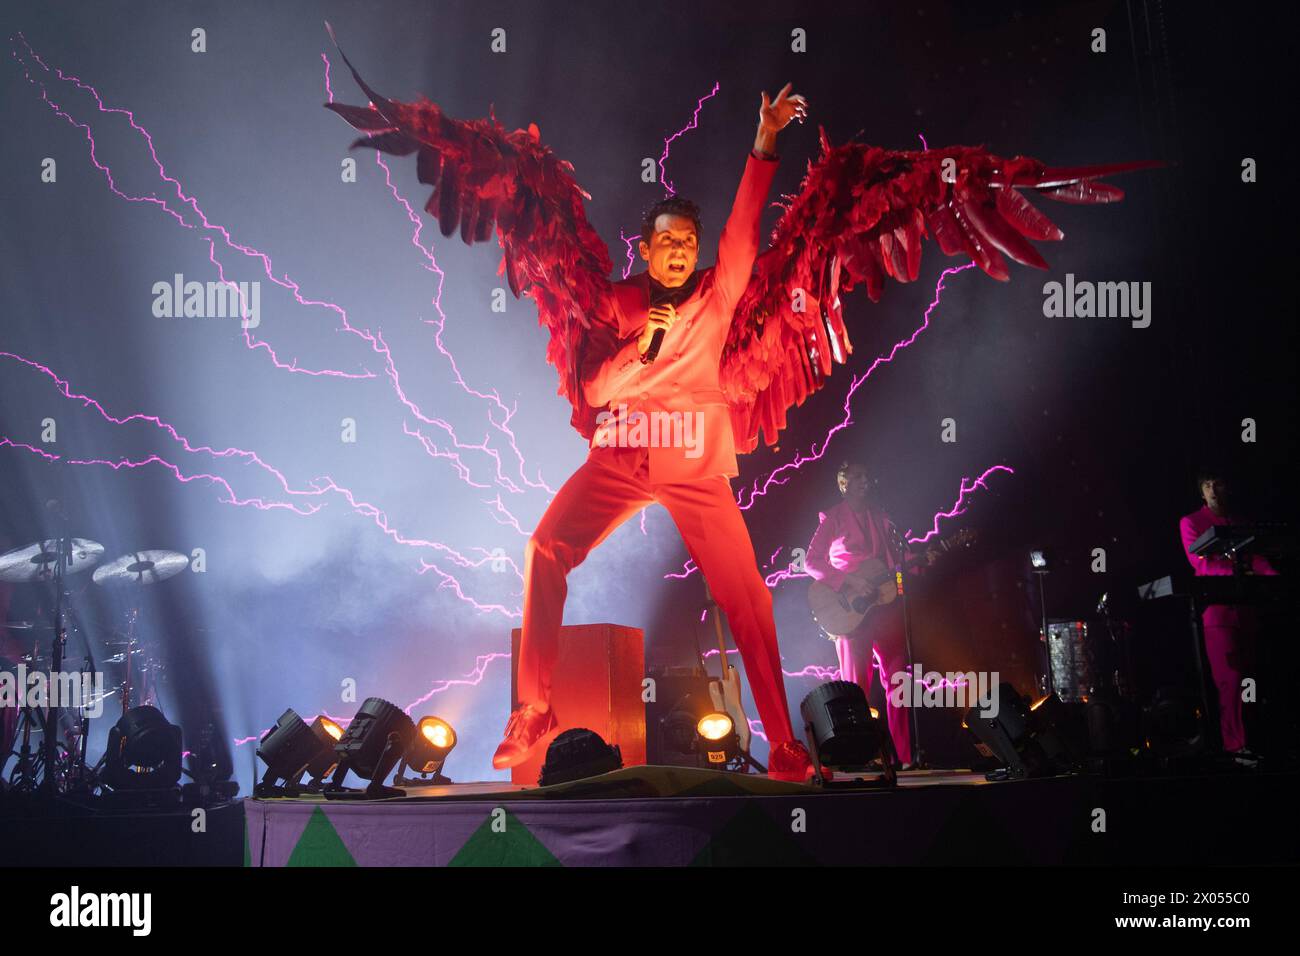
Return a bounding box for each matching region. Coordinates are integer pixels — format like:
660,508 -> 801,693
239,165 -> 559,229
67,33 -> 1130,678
11,35 -> 371,381
324,53 -> 556,500
621,81 -> 721,279
0,350 -> 527,601
2,42 -> 757,657
659,81 -> 721,196
0,438 -> 321,513
13,35 -> 543,508
738,261 -> 979,510
4,36 -> 557,615
664,260 -> 1002,583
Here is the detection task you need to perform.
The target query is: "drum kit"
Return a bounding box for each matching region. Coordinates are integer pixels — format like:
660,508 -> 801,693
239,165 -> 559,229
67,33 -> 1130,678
0,533 -> 190,795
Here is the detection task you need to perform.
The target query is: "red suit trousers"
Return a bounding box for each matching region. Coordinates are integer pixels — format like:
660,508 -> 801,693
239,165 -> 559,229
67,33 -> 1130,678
517,445 -> 795,746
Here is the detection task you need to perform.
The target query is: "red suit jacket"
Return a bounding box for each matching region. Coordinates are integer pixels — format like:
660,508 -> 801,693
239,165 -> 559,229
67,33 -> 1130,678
580,151 -> 779,484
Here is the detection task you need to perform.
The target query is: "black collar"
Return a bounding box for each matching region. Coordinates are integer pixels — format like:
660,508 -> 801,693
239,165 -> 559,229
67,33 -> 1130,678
647,270 -> 700,308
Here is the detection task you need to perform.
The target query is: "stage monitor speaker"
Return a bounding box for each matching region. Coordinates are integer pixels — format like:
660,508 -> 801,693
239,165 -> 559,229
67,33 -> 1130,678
509,624 -> 646,785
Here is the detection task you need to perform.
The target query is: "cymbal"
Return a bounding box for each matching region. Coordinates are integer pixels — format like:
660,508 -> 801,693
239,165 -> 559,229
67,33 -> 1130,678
3,620 -> 53,631
0,538 -> 105,583
92,550 -> 189,588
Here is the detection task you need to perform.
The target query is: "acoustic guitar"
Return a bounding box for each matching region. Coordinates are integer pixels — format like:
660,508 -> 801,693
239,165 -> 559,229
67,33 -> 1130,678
806,528 -> 975,638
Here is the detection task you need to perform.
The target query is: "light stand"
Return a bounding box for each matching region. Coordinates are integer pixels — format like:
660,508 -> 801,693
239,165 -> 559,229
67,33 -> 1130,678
1030,550 -> 1054,698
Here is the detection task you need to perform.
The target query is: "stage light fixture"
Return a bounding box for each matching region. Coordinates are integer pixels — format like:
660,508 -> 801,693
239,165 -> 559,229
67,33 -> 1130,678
697,712 -> 733,740
255,710 -> 343,795
1029,549 -> 1048,570
696,711 -> 737,766
255,709 -> 318,796
1026,692 -> 1085,771
800,681 -> 892,783
660,693 -> 752,769
963,683 -> 1081,780
103,705 -> 183,791
963,682 -> 1034,778
662,694 -> 710,756
324,697 -> 416,799
538,728 -> 622,787
394,716 -> 458,786
303,716 -> 345,786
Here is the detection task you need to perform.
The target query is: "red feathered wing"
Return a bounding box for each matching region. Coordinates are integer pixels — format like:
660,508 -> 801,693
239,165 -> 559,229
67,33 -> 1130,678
722,127 -> 1160,453
322,25 -> 615,439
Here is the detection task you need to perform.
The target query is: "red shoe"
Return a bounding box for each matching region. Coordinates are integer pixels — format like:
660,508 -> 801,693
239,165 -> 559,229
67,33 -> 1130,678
768,741 -> 833,783
491,703 -> 558,770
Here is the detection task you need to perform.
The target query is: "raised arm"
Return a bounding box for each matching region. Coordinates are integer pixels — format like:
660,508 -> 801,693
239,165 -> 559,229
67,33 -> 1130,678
712,84 -> 808,309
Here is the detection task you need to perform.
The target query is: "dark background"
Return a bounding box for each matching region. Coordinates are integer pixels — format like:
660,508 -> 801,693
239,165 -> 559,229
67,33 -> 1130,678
1,0 -> 1293,786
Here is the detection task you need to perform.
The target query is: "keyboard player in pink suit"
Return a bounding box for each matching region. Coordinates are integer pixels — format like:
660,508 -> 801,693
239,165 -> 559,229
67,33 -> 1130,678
1178,467 -> 1278,760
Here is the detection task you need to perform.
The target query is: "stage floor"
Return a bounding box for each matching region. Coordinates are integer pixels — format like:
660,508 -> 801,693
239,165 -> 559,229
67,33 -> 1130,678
243,765 -> 1300,867
266,766 -> 987,802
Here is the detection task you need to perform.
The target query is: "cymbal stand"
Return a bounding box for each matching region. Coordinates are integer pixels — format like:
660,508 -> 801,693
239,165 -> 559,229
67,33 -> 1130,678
121,605 -> 139,715
41,533 -> 72,796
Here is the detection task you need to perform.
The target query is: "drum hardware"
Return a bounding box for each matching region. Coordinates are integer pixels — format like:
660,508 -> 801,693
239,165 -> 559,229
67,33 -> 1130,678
0,538 -> 105,584
91,550 -> 190,589
92,551 -> 189,716
43,527 -> 73,796
0,536 -> 189,796
1043,620 -> 1098,704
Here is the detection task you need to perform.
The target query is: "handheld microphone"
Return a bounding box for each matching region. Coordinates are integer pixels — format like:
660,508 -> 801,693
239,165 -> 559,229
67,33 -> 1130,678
641,286 -> 674,365
641,327 -> 666,365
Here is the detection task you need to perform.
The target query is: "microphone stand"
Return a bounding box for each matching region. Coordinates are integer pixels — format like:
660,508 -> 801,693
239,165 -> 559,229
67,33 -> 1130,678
889,524 -> 924,769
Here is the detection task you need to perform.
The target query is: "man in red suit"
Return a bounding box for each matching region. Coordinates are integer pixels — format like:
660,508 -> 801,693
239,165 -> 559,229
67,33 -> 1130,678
1178,468 -> 1277,762
492,83 -> 819,781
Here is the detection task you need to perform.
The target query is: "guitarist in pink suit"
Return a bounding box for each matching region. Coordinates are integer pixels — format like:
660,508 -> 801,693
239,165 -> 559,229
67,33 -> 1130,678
805,462 -> 922,767
492,84 -> 821,782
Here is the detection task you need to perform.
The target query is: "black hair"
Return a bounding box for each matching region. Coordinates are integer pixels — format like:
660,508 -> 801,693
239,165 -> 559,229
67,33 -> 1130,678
837,461 -> 868,495
1195,464 -> 1228,494
640,196 -> 703,245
